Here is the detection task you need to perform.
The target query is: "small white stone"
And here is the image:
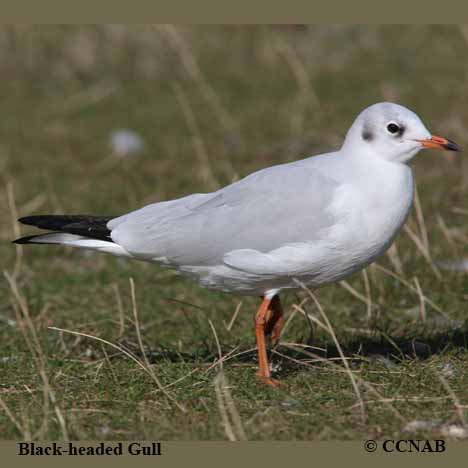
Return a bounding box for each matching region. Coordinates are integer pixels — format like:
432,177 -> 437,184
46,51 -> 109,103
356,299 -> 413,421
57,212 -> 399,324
403,420 -> 439,433
438,363 -> 456,379
110,129 -> 145,158
436,258 -> 468,272
440,424 -> 468,439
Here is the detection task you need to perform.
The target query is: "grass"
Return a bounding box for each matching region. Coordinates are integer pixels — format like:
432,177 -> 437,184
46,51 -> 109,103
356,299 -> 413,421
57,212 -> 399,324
1,25 -> 468,440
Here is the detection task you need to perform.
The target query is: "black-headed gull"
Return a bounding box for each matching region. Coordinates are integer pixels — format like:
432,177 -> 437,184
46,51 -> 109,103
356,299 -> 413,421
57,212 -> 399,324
14,102 -> 460,386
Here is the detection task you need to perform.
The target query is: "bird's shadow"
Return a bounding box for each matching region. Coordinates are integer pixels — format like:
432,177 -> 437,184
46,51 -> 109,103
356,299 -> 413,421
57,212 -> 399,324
117,321 -> 468,378
273,323 -> 468,379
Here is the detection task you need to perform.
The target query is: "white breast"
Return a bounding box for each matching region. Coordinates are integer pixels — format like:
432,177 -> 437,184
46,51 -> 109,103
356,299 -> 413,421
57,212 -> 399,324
303,158 -> 414,285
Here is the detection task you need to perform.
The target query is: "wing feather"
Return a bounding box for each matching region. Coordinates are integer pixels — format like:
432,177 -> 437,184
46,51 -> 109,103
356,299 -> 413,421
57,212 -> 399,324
111,158 -> 341,266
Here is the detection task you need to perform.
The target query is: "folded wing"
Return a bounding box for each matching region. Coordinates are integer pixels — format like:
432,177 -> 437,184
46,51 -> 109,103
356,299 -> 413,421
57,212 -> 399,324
110,161 -> 342,269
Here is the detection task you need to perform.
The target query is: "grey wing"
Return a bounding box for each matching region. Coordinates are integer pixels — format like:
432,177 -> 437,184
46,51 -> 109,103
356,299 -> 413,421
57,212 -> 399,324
110,162 -> 341,266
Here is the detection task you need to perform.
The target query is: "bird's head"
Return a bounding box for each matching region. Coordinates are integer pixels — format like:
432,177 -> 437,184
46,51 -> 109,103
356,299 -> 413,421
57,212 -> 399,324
342,102 -> 460,163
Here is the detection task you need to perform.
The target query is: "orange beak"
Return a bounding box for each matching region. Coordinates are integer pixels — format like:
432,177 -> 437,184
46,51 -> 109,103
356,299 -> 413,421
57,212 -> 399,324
418,135 -> 461,152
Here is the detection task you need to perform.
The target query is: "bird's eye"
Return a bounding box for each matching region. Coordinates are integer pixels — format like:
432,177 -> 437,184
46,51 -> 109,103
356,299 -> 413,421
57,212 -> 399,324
387,123 -> 400,134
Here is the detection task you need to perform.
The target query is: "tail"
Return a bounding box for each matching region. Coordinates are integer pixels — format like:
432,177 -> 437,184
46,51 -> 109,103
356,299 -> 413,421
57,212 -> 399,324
13,215 -> 130,257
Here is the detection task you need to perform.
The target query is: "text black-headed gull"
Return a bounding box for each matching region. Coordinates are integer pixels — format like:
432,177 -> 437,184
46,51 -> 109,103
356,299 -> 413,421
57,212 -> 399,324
14,102 -> 460,386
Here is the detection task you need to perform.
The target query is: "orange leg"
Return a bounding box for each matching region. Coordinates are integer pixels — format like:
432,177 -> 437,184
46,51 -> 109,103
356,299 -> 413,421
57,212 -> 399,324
254,295 -> 283,387
265,295 -> 284,346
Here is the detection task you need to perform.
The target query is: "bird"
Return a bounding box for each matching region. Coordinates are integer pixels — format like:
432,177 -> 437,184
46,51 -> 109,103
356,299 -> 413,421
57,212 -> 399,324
13,102 -> 460,386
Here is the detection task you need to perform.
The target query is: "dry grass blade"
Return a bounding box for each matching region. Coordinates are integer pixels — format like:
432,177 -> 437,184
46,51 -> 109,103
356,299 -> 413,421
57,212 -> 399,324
0,397 -> 25,437
209,320 -> 247,441
159,367 -> 202,390
275,38 -> 319,136
436,213 -> 460,257
112,283 -> 125,338
18,192 -> 47,216
226,301 -> 243,331
157,25 -> 237,134
204,347 -> 256,374
217,378 -> 247,442
437,372 -> 466,426
292,303 -> 327,333
339,278 -> 376,314
279,343 -> 405,422
413,277 -> 426,323
214,373 -> 237,442
51,333 -> 139,367
130,278 -> 186,412
362,396 -> 452,404
173,82 -> 220,191
50,80 -> 118,116
403,224 -> 441,279
374,263 -> 448,319
362,269 -> 372,320
5,181 -> 23,279
129,277 -> 152,369
279,297 -> 309,342
385,243 -> 404,276
293,280 -> 366,421
100,344 -> 119,385
48,323 -> 186,413
4,271 -> 69,440
452,206 -> 468,216
413,186 -> 429,251
279,342 -> 327,353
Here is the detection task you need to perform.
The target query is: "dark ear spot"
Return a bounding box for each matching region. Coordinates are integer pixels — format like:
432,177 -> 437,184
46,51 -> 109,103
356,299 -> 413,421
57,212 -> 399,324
362,127 -> 373,141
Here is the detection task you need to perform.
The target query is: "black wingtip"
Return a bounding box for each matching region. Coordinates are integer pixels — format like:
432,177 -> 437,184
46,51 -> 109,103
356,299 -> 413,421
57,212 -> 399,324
18,216 -> 38,226
12,235 -> 38,244
15,214 -> 114,241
